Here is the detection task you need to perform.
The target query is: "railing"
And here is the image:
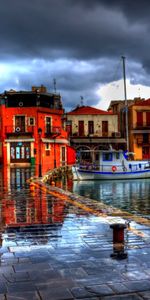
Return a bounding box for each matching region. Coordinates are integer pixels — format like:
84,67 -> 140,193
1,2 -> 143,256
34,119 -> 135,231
78,161 -> 150,172
133,122 -> 150,129
44,126 -> 61,136
71,131 -> 122,138
137,138 -> 150,145
5,125 -> 34,135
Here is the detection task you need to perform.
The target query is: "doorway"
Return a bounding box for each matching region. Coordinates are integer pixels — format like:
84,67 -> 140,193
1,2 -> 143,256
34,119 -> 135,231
10,142 -> 31,162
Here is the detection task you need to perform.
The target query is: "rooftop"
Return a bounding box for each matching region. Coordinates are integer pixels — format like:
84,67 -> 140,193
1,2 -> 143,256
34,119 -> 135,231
67,105 -> 114,115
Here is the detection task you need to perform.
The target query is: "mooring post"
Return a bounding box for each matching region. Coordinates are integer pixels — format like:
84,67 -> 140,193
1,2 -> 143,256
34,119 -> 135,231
110,223 -> 128,259
110,223 -> 126,243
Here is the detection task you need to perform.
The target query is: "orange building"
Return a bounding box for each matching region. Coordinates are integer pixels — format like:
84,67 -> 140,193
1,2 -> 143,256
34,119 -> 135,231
128,99 -> 150,160
0,86 -> 75,174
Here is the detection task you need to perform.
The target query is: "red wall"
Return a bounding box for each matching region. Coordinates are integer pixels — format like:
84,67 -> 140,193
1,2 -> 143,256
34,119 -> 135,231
67,146 -> 76,165
0,105 -> 75,173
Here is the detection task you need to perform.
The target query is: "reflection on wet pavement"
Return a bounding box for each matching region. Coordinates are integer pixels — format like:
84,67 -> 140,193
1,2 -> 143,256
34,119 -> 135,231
0,167 -> 150,299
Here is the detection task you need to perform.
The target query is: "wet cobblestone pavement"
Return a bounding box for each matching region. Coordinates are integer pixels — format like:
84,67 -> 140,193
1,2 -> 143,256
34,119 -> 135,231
1,175 -> 150,299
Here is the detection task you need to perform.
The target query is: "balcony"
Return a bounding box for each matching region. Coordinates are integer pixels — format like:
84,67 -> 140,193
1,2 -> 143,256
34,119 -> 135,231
70,131 -> 121,138
133,122 -> 150,130
44,126 -> 61,137
137,138 -> 143,145
5,125 -> 35,137
112,132 -> 121,138
137,138 -> 150,145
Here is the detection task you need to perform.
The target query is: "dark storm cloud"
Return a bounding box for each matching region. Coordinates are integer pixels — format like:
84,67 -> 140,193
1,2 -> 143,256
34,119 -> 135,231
0,0 -> 147,60
0,0 -> 150,110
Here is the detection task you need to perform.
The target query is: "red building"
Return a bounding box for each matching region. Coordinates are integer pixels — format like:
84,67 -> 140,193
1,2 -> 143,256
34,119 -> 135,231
0,86 -> 75,174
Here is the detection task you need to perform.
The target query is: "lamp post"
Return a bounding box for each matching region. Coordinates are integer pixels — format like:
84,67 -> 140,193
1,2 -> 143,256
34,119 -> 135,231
38,127 -> 42,177
53,133 -> 60,169
54,137 -> 56,169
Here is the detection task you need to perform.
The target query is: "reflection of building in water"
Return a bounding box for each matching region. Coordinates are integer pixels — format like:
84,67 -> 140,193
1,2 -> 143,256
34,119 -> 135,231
73,179 -> 150,215
0,166 -> 35,191
10,168 -> 35,189
2,188 -> 67,227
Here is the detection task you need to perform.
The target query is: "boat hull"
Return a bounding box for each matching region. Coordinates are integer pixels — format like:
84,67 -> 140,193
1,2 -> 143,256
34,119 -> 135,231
72,166 -> 150,181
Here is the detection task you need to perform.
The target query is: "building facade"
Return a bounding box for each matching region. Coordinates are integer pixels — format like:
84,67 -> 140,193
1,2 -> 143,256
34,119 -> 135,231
108,97 -> 150,160
0,86 -> 75,174
65,105 -> 126,151
128,99 -> 150,160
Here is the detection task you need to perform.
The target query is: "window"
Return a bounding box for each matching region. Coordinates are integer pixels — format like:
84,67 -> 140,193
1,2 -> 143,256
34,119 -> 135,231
28,117 -> 35,126
66,121 -> 72,135
88,121 -> 94,135
102,152 -> 113,161
61,146 -> 66,166
45,117 -> 51,133
116,152 -> 120,159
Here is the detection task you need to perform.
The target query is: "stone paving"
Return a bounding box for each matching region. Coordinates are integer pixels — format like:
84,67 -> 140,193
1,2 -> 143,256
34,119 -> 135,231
0,181 -> 150,299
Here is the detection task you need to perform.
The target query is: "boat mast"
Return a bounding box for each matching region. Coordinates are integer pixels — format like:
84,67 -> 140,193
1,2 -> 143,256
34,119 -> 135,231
122,56 -> 129,151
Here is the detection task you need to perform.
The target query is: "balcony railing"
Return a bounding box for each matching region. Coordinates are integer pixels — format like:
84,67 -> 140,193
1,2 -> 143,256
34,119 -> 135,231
137,138 -> 150,145
133,122 -> 150,129
44,126 -> 61,137
70,131 -> 122,138
5,125 -> 35,136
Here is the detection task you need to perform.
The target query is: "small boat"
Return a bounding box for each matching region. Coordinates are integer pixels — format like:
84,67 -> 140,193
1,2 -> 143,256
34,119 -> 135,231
72,148 -> 150,180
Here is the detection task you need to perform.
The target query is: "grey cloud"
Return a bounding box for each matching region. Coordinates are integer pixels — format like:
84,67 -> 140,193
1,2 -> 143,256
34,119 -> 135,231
0,0 -> 150,110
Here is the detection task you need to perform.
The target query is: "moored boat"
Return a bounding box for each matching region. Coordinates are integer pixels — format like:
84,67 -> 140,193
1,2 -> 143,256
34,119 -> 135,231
72,148 -> 150,180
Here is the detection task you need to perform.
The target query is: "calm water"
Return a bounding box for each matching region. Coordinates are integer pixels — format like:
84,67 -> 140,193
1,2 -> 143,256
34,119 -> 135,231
1,167 -> 150,218
64,178 -> 150,217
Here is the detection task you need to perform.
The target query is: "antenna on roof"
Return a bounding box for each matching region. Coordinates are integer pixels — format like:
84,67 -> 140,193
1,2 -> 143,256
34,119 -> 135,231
53,78 -> 57,94
80,96 -> 84,106
138,87 -> 141,97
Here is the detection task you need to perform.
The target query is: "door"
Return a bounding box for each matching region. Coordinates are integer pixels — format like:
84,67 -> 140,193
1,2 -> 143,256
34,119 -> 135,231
10,142 -> 31,162
15,116 -> 25,132
78,121 -> 84,136
146,112 -> 150,126
88,121 -> 94,135
66,121 -> 72,136
137,112 -> 143,127
102,121 -> 108,137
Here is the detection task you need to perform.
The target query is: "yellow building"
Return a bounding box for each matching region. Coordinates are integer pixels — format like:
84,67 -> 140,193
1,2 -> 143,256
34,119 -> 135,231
129,99 -> 150,160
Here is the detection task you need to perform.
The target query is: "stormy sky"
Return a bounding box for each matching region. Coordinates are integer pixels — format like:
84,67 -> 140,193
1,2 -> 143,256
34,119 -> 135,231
1,0 -> 150,111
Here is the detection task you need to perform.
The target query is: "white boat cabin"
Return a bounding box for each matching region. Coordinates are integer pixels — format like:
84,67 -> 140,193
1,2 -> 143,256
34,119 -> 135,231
78,149 -> 150,173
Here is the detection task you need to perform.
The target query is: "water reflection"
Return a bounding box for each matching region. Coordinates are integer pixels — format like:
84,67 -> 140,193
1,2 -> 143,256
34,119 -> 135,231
0,167 -> 69,232
1,165 -> 150,232
72,179 -> 150,216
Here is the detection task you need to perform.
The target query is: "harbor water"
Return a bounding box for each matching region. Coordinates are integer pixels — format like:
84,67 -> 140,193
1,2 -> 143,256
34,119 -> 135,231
1,166 -> 150,219
60,177 -> 150,218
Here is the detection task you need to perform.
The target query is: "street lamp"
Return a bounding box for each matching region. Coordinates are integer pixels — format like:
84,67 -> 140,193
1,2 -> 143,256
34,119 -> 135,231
53,133 -> 60,169
38,127 -> 42,177
54,137 -> 56,169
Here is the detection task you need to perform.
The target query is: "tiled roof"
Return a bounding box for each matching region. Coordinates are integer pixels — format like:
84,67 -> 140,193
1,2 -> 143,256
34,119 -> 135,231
134,99 -> 150,106
67,105 -> 113,115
